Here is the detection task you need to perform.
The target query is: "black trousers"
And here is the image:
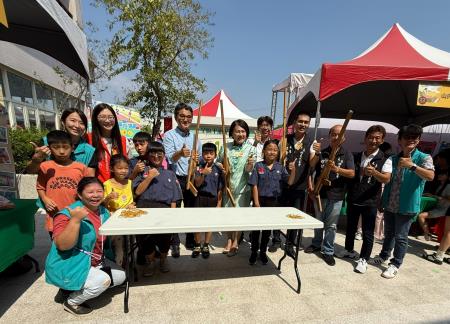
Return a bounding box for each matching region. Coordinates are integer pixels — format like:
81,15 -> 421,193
275,189 -> 306,245
136,200 -> 171,256
172,176 -> 196,246
252,196 -> 278,253
344,204 -> 377,261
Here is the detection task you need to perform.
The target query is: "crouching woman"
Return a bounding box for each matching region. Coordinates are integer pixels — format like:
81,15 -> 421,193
45,177 -> 126,316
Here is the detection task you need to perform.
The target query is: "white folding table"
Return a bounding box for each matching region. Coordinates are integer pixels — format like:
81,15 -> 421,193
100,207 -> 323,313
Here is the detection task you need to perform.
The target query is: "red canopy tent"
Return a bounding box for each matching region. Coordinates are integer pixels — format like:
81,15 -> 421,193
287,23 -> 450,128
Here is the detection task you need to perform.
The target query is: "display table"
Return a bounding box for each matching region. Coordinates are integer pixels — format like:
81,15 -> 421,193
0,199 -> 37,273
100,207 -> 323,313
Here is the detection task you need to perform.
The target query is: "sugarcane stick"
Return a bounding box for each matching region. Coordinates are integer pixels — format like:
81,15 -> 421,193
186,101 -> 202,196
313,110 -> 353,212
220,99 -> 236,207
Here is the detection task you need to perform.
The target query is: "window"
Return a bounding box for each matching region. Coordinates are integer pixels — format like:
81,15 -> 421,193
28,108 -> 37,127
39,110 -> 55,130
14,104 -> 25,128
0,72 -> 6,117
8,72 -> 33,104
35,84 -> 54,111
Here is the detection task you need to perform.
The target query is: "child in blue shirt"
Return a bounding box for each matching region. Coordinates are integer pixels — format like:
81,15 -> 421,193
191,143 -> 223,259
248,140 -> 296,265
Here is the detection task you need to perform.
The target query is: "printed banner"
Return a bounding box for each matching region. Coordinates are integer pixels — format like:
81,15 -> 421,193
417,83 -> 450,108
92,101 -> 142,139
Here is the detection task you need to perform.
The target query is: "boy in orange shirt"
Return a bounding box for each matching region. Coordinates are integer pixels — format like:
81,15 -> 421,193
36,130 -> 89,237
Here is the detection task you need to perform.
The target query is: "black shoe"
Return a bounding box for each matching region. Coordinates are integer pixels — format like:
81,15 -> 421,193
259,252 -> 269,265
285,244 -> 295,258
249,252 -> 257,265
323,254 -> 336,266
171,245 -> 180,258
54,289 -> 71,304
304,245 -> 321,254
185,241 -> 195,250
63,300 -> 93,316
191,245 -> 201,258
201,244 -> 210,259
268,241 -> 281,253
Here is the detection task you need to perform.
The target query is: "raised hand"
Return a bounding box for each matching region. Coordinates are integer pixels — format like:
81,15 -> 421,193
312,138 -> 323,155
107,188 -> 119,200
288,158 -> 297,172
180,144 -> 191,158
30,141 -> 51,161
68,206 -> 87,222
202,164 -> 213,175
148,167 -> 160,179
254,130 -> 262,144
134,160 -> 146,173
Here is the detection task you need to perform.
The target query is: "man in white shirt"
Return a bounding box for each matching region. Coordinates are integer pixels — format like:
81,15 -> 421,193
337,125 -> 392,274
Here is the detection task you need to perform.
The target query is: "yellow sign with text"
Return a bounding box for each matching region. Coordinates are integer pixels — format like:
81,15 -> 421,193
417,83 -> 450,108
0,0 -> 8,28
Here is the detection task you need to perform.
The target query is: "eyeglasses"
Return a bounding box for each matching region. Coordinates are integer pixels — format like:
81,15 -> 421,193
149,152 -> 164,157
98,116 -> 115,121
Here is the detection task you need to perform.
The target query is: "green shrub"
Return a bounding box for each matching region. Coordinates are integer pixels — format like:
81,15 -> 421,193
9,127 -> 48,173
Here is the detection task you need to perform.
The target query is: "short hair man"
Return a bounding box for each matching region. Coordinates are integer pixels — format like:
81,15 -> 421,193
337,125 -> 392,274
305,125 -> 355,266
372,124 -> 434,278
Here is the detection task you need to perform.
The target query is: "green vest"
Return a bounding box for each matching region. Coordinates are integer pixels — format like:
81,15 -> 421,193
45,201 -> 110,291
382,149 -> 428,215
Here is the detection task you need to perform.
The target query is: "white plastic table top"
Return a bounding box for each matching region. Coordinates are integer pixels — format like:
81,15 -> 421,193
99,207 -> 323,236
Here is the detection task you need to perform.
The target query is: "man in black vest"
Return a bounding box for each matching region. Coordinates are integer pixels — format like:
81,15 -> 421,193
270,112 -> 320,255
337,125 -> 392,273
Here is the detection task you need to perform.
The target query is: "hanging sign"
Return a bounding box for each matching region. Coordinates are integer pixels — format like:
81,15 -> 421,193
417,83 -> 450,108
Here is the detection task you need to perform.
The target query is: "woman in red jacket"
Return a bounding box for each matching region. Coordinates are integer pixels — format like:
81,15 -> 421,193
88,103 -> 129,182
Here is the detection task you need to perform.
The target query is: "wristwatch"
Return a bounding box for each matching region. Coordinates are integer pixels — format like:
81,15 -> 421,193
409,164 -> 417,172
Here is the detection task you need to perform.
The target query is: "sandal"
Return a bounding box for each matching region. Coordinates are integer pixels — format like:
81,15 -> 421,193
444,257 -> 450,264
227,247 -> 238,257
422,252 -> 443,265
222,247 -> 230,254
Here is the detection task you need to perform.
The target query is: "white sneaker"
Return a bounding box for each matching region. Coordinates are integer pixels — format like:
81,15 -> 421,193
355,232 -> 363,241
381,264 -> 398,279
336,249 -> 358,259
355,258 -> 367,274
369,254 -> 387,265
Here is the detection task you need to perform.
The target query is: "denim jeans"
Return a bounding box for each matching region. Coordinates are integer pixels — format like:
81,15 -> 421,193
379,211 -> 415,268
67,259 -> 126,306
312,198 -> 343,255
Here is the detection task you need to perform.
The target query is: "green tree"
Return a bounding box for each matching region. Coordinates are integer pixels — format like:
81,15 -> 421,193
95,0 -> 213,139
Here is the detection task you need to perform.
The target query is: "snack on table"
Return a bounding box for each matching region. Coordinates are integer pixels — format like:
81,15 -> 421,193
287,213 -> 304,219
120,209 -> 146,218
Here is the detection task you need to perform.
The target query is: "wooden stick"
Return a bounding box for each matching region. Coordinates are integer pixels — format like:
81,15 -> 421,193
280,89 -> 288,165
220,99 -> 236,207
186,101 -> 202,196
313,109 -> 353,212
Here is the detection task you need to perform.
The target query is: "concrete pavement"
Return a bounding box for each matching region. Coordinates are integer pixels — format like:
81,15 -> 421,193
1,214 -> 449,323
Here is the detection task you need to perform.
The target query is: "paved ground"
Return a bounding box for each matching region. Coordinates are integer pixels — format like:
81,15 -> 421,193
1,213 -> 450,323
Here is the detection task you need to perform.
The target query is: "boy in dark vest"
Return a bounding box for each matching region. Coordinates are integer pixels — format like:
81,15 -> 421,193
337,125 -> 392,274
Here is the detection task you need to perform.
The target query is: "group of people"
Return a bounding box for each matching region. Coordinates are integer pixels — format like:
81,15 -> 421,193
30,101 -> 450,316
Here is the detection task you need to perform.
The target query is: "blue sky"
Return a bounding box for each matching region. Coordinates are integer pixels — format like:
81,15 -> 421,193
83,0 -> 450,125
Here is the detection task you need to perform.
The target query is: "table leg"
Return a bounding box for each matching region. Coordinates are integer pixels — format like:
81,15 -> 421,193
277,232 -> 288,270
123,235 -> 130,313
294,229 -> 303,294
